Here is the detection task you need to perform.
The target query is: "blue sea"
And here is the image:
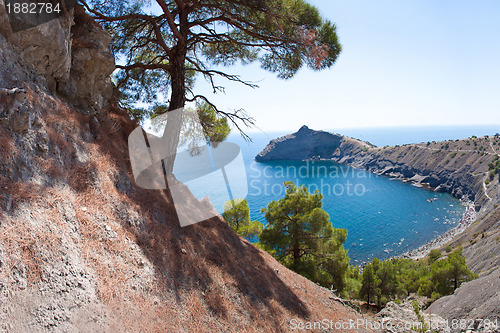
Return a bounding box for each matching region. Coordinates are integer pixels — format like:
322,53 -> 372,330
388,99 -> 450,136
187,125 -> 500,264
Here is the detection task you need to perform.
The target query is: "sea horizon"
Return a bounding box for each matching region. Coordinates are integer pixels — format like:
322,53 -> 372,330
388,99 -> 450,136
236,124 -> 500,148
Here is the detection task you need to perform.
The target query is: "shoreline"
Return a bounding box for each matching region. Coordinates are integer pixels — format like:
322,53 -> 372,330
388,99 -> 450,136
301,157 -> 478,263
397,201 -> 476,260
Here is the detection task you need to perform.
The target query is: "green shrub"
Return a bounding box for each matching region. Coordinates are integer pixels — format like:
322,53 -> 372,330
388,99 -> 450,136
429,249 -> 442,264
431,291 -> 441,301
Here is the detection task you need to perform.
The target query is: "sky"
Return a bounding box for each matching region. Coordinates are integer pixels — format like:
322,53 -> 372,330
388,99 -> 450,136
191,0 -> 500,133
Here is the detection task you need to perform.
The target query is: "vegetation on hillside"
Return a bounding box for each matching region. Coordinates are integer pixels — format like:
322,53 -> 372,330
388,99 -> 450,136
222,182 -> 478,304
259,182 -> 350,293
223,182 -> 350,293
351,248 -> 477,306
222,198 -> 263,239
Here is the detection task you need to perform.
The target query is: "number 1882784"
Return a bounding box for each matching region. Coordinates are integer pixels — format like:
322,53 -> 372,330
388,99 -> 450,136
5,2 -> 61,14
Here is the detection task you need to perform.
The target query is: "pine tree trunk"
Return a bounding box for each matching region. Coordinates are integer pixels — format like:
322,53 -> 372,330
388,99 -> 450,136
293,223 -> 300,267
162,50 -> 186,176
162,8 -> 189,176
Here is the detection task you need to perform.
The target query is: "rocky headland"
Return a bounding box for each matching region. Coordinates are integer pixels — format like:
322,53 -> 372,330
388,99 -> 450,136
256,125 -> 498,211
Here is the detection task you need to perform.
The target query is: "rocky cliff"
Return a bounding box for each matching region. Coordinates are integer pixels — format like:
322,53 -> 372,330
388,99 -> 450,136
0,7 -> 372,333
0,1 -> 115,113
428,267 -> 500,332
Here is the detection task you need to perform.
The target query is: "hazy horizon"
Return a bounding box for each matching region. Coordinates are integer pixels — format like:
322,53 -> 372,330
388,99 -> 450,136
231,124 -> 500,148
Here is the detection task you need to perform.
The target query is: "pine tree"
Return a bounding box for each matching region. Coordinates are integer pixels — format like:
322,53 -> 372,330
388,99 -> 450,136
431,247 -> 477,296
359,263 -> 380,305
222,198 -> 263,239
82,0 -> 342,170
260,181 -> 349,292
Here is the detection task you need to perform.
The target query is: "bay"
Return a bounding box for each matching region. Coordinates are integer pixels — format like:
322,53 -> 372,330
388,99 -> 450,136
187,126 -> 499,263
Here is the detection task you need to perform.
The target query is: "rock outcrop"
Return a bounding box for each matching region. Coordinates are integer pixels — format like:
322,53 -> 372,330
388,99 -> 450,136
256,125 -> 348,161
58,5 -> 115,113
427,267 -> 500,333
0,2 -> 115,113
375,297 -> 450,333
0,0 -> 73,92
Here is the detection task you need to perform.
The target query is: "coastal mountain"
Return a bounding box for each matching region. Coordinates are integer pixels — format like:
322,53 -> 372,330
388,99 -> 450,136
256,125 -> 373,162
256,126 -> 498,210
0,6 -> 371,332
256,126 -> 500,328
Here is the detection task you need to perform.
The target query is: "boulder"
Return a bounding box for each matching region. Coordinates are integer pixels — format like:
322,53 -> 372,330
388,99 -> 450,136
376,297 -> 450,333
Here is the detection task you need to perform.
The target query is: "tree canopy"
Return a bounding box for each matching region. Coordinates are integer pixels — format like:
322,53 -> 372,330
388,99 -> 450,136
260,181 -> 349,292
222,198 -> 263,239
80,0 -> 342,134
356,248 -> 477,306
429,247 -> 477,296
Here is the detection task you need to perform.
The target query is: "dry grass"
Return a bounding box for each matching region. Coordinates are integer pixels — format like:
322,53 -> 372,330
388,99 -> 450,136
0,213 -> 63,286
5,181 -> 44,207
